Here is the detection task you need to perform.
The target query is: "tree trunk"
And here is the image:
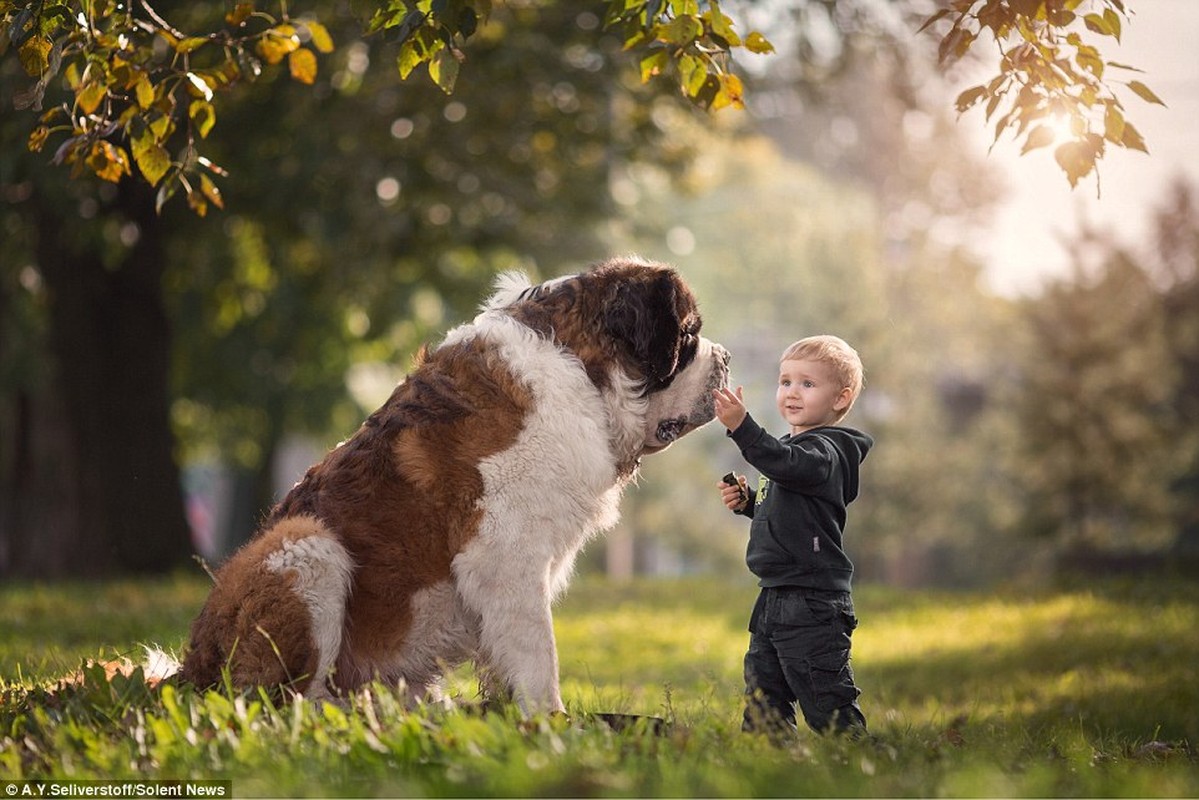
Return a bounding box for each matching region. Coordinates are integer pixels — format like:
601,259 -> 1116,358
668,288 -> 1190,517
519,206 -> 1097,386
7,182 -> 192,577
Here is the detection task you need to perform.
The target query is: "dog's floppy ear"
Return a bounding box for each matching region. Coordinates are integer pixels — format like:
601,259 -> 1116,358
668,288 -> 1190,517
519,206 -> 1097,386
604,272 -> 681,383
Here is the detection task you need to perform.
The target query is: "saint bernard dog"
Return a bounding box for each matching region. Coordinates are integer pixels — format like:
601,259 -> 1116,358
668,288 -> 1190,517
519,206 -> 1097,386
178,256 -> 730,713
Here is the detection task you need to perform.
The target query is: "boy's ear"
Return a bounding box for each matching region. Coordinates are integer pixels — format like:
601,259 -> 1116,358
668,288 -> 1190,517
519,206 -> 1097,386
833,387 -> 854,412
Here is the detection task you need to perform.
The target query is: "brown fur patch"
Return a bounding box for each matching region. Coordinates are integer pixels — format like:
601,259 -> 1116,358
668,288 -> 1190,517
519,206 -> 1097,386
181,518 -> 324,691
185,333 -> 535,692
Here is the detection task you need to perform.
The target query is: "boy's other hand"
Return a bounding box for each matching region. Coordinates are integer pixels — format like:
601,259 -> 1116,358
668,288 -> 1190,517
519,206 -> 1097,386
717,475 -> 749,512
713,386 -> 747,432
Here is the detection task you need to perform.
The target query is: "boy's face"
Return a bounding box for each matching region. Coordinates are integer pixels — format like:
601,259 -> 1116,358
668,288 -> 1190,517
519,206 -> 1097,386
776,358 -> 853,435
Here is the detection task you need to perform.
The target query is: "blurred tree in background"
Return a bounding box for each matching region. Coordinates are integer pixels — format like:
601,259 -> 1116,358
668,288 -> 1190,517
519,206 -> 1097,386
2,0 -> 1194,586
0,1 -> 698,576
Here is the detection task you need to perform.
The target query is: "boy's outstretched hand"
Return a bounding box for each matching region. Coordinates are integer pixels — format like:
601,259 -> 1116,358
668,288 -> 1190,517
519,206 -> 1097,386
713,386 -> 748,433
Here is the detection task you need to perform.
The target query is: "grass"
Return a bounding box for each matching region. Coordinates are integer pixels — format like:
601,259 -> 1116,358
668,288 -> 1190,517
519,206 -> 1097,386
1,574 -> 1196,797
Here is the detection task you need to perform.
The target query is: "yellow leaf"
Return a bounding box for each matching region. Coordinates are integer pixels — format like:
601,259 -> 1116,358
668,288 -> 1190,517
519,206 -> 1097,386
1127,80 -> 1166,107
149,114 -> 174,141
186,185 -> 209,217
226,3 -> 254,27
132,132 -> 172,186
87,141 -> 131,184
288,48 -> 318,85
77,82 -> 108,114
200,174 -> 225,210
27,126 -> 50,153
176,37 -> 209,54
1120,121 -> 1148,153
1020,124 -> 1056,154
1103,103 -> 1125,143
257,25 -> 299,65
185,72 -> 214,101
744,32 -> 775,54
711,73 -> 745,111
189,100 -> 216,139
1053,140 -> 1096,187
397,41 -> 423,79
303,20 -> 335,54
18,36 -> 52,76
135,75 -> 155,109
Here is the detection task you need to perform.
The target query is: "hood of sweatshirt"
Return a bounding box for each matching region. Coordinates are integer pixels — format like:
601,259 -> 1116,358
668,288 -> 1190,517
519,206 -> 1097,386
785,425 -> 873,505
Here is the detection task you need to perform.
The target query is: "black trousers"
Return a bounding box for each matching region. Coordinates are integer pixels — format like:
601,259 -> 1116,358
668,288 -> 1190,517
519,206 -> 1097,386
742,586 -> 867,735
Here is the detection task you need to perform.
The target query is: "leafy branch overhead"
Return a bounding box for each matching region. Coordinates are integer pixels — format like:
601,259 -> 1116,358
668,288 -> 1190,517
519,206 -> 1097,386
928,0 -> 1165,188
1,1 -> 1160,213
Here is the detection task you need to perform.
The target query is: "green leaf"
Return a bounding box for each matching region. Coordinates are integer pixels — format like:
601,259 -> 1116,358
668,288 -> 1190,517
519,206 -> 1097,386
1126,80 -> 1165,107
639,50 -> 668,83
656,15 -> 701,46
678,53 -> 707,98
428,47 -> 459,94
155,173 -> 181,214
397,42 -> 423,80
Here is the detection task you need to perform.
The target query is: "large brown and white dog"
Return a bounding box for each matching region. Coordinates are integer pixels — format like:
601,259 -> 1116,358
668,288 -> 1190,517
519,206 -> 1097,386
178,257 -> 729,713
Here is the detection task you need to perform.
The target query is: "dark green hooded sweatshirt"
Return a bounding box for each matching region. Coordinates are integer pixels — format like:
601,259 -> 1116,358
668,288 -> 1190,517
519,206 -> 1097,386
730,413 -> 873,592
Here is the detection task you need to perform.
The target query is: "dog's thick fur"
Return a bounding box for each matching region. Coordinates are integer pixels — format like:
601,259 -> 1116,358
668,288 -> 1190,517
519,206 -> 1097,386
180,257 -> 729,713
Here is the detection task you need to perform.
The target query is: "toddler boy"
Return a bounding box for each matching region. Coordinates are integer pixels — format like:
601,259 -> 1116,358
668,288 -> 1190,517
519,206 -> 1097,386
714,335 -> 872,736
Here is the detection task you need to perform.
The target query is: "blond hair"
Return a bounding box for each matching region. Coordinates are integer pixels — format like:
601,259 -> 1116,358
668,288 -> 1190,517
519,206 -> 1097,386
780,335 -> 865,422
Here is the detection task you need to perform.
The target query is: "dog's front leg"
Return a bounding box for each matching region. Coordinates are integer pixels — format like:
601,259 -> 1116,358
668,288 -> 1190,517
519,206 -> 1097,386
453,554 -> 564,715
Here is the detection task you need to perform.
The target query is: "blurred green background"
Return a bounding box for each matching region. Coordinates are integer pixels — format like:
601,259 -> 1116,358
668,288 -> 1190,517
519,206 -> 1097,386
2,1 -> 1197,590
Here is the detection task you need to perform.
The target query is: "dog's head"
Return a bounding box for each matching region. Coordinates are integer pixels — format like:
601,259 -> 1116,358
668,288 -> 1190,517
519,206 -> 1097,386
595,258 -> 729,454
489,257 -> 729,459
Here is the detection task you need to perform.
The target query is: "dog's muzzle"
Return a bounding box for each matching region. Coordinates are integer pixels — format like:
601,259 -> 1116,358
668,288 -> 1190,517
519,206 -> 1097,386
656,417 -> 686,443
